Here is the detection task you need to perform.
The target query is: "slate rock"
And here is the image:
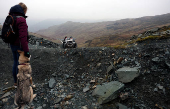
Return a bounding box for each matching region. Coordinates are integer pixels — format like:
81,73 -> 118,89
0,92 -> 11,99
36,106 -> 43,109
83,84 -> 90,92
117,103 -> 128,109
115,67 -> 139,83
165,50 -> 169,55
48,78 -> 56,88
64,74 -> 70,79
2,98 -> 8,103
97,63 -> 101,67
54,98 -> 62,104
165,61 -> 170,69
152,57 -> 160,63
92,81 -> 124,104
154,88 -> 158,92
106,63 -> 114,74
81,106 -> 88,109
43,104 -> 47,107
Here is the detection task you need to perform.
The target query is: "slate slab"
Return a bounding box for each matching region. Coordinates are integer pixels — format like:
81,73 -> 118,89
115,67 -> 139,83
92,81 -> 124,104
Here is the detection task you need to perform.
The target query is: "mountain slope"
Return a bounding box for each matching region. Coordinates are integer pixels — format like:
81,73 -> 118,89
36,13 -> 170,47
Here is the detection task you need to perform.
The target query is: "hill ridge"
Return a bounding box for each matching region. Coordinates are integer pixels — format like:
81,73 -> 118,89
35,13 -> 170,47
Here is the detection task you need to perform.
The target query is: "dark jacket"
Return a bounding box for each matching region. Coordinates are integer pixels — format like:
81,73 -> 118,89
9,5 -> 29,52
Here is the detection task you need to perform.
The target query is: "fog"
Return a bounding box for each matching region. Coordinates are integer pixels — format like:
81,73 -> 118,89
0,0 -> 170,31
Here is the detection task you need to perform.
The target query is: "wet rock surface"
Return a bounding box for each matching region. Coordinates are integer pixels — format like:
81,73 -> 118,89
1,37 -> 170,109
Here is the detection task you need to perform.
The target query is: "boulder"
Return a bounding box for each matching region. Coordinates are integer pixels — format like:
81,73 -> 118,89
115,67 -> 139,83
92,81 -> 124,104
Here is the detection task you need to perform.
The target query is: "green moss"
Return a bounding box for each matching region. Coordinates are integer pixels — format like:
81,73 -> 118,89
136,35 -> 170,42
136,35 -> 160,42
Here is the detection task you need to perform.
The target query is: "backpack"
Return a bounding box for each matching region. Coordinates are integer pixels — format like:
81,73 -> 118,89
0,15 -> 23,43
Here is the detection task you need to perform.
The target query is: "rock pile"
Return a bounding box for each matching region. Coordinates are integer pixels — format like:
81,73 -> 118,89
131,25 -> 170,39
0,27 -> 59,49
28,35 -> 59,48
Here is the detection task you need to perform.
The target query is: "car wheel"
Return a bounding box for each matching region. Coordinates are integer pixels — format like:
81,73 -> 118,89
74,43 -> 77,48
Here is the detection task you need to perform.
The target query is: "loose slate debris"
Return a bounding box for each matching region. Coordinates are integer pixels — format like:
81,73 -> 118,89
1,26 -> 170,109
28,35 -> 59,48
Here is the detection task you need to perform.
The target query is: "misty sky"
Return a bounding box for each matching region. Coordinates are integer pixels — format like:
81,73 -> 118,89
0,0 -> 170,22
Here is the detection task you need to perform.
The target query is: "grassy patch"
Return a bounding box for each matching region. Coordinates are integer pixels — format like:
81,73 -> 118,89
136,35 -> 160,42
113,35 -> 170,49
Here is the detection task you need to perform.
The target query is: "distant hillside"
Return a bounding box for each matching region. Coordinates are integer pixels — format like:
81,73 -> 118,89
28,19 -> 68,32
28,32 -> 55,40
28,19 -> 111,32
36,13 -> 170,47
36,21 -> 113,45
91,25 -> 170,48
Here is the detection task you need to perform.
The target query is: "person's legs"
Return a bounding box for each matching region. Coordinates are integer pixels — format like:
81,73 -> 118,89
10,45 -> 22,84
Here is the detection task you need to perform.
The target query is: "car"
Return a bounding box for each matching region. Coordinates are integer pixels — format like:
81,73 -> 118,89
61,37 -> 77,48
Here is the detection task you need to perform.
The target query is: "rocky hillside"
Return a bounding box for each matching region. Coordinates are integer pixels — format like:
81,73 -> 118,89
87,25 -> 170,47
36,13 -> 170,47
1,30 -> 170,109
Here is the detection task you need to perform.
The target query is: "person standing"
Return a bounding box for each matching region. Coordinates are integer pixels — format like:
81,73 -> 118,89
9,2 -> 30,86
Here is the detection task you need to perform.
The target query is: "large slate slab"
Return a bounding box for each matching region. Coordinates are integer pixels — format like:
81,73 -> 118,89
92,81 -> 124,104
115,67 -> 139,83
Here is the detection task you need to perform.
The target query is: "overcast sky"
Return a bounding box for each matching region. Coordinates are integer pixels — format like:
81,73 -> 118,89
0,0 -> 170,22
